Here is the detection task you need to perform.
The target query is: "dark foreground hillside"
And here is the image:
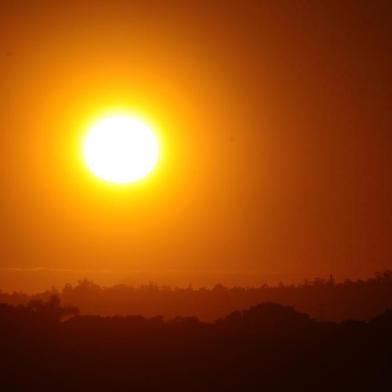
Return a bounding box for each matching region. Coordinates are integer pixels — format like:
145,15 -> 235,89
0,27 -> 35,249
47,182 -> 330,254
1,297 -> 392,391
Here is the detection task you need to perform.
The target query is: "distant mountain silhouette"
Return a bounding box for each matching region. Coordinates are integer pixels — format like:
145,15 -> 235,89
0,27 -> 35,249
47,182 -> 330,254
2,271 -> 392,322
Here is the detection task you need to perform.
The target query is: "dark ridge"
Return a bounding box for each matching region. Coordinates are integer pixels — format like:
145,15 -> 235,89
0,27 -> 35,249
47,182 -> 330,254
1,297 -> 392,390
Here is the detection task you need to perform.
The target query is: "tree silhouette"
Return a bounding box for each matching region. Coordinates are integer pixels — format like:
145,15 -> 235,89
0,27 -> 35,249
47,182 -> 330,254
27,295 -> 79,322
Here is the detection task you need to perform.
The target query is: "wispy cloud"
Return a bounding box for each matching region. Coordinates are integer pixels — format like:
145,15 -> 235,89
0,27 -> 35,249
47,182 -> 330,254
0,267 -> 112,273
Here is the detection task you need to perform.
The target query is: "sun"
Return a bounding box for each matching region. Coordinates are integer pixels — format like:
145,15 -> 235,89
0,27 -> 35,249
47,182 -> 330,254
83,115 -> 159,184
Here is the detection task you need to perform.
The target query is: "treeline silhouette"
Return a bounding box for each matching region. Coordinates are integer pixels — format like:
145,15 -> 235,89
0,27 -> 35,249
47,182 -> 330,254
1,297 -> 392,390
2,271 -> 392,321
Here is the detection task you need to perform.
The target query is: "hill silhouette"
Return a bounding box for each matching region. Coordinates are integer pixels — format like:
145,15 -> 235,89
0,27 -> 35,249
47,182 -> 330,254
1,296 -> 392,390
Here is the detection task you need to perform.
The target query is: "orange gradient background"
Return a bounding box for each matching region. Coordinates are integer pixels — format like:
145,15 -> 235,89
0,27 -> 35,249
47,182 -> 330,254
0,1 -> 391,291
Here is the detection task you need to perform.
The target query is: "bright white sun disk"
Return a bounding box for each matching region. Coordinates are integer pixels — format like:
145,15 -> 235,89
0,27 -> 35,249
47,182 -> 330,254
84,116 -> 159,184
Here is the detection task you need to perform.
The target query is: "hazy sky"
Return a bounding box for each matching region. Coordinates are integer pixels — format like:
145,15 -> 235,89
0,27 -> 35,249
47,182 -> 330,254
0,1 -> 391,290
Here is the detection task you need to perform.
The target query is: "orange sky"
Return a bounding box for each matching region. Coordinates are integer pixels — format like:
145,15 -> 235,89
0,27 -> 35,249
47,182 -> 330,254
0,1 -> 391,291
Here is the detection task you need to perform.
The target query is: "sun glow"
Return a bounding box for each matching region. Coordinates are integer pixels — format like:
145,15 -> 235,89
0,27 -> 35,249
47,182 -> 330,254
83,115 -> 159,184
